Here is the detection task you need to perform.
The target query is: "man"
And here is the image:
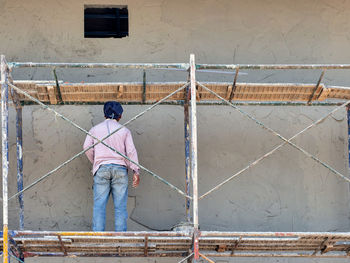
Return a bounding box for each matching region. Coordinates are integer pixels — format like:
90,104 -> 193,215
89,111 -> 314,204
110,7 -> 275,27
83,101 -> 140,231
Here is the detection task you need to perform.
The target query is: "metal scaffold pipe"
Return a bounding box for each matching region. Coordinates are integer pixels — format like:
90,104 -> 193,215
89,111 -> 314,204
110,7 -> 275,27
196,63 -> 350,70
9,62 -> 189,70
16,106 -> 24,230
184,83 -> 191,222
190,54 -> 200,262
1,55 -> 9,263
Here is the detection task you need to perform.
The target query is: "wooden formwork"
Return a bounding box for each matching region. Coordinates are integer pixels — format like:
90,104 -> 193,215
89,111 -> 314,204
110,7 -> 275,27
11,81 -> 350,104
2,231 -> 350,258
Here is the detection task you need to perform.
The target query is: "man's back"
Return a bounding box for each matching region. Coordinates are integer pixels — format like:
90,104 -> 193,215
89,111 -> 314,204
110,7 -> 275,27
84,101 -> 140,232
83,119 -> 139,175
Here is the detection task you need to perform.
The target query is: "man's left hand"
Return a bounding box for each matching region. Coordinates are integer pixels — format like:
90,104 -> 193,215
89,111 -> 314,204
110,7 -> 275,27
133,173 -> 140,188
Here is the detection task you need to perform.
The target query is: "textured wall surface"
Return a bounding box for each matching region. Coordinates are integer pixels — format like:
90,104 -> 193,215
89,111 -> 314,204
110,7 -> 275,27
1,0 -> 350,262
1,105 -> 349,263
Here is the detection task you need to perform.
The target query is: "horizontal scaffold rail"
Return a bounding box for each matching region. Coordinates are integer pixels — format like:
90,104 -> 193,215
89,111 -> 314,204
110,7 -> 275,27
8,62 -> 350,70
8,81 -> 350,105
8,62 -> 189,69
196,64 -> 350,70
1,231 -> 350,258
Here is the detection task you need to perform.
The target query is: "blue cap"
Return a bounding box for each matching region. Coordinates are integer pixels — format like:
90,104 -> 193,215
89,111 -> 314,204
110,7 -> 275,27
103,101 -> 123,120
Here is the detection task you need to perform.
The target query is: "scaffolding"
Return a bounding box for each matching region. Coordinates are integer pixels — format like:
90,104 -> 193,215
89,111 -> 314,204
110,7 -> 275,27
2,54 -> 350,262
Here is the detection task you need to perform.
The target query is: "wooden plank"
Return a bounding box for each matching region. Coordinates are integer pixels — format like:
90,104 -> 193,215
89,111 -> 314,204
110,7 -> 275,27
6,81 -> 350,104
47,86 -> 58,104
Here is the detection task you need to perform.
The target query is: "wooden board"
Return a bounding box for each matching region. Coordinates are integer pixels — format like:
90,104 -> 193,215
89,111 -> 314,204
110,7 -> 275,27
9,81 -> 350,104
2,231 -> 350,258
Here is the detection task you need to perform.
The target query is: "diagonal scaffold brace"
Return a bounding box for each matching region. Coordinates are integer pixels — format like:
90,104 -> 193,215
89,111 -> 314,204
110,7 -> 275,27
197,81 -> 350,199
8,81 -> 191,200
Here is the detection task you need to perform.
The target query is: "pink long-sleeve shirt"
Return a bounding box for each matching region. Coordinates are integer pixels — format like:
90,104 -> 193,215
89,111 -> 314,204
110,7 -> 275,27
83,119 -> 140,175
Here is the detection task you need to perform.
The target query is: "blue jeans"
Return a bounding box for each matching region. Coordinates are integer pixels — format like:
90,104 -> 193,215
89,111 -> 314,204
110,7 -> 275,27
92,164 -> 128,231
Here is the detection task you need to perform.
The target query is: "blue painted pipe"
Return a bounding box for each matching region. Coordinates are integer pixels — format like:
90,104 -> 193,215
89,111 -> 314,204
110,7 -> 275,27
16,107 -> 24,230
348,106 -> 350,174
184,86 -> 191,222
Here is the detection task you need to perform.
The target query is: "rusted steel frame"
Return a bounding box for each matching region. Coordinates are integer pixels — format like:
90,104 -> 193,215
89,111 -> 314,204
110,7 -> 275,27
178,252 -> 194,263
8,82 -> 192,200
1,55 -> 10,263
229,67 -> 239,101
200,231 -> 350,237
57,235 -> 67,256
201,252 -> 349,258
199,253 -> 215,263
200,243 -> 324,248
197,82 -> 350,199
22,252 -> 188,257
308,70 -> 325,105
196,64 -> 350,70
206,246 -> 325,250
21,252 -> 350,258
14,230 -> 192,237
184,82 -> 191,222
9,62 -> 189,70
189,54 -> 200,262
144,235 -> 149,256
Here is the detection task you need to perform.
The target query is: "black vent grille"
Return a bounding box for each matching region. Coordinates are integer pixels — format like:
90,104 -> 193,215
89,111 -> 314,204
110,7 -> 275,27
84,7 -> 128,38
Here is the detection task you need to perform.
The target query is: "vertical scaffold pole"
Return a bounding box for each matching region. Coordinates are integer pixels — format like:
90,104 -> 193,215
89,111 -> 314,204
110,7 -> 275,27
189,54 -> 199,261
9,69 -> 25,232
16,105 -> 24,230
1,55 -> 9,263
346,105 -> 350,175
184,80 -> 191,222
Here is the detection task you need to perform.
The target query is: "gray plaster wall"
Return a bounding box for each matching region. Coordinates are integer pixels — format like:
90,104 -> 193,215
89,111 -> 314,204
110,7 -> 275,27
1,0 -> 350,262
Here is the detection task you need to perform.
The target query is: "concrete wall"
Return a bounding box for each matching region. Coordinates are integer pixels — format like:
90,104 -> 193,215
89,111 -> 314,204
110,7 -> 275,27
1,0 -> 350,262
